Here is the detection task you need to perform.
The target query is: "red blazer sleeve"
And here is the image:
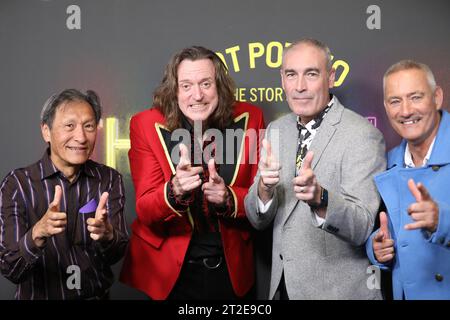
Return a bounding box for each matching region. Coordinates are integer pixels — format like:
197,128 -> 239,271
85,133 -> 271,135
128,112 -> 185,228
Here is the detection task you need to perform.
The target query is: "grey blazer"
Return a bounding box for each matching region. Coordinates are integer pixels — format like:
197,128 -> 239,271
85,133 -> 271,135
245,97 -> 386,300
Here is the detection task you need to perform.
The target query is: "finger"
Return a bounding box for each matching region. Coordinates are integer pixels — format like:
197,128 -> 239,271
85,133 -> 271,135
87,225 -> 104,234
90,233 -> 101,241
407,178 -> 422,202
260,170 -> 280,178
379,211 -> 390,240
404,221 -> 427,230
50,185 -> 62,211
50,227 -> 66,235
86,218 -> 103,227
262,138 -> 272,160
417,183 -> 432,201
95,192 -> 109,221
178,174 -> 202,188
409,212 -> 429,223
49,212 -> 67,221
378,246 -> 395,256
378,253 -> 394,263
292,170 -> 314,186
373,230 -> 384,242
50,219 -> 67,228
177,144 -> 191,170
301,151 -> 314,171
181,178 -> 203,192
208,159 -> 221,183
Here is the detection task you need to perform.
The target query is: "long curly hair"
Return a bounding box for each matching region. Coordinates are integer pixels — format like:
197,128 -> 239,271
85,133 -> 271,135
153,46 -> 235,131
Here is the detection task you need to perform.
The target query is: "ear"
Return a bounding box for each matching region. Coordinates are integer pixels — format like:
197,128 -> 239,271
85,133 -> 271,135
41,124 -> 51,143
328,68 -> 336,89
434,86 -> 444,110
280,69 -> 286,91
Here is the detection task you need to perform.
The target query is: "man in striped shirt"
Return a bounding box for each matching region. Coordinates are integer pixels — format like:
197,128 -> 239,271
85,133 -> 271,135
0,89 -> 128,299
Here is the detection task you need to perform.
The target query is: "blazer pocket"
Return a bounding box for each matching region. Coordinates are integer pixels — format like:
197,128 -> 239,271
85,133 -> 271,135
131,221 -> 165,249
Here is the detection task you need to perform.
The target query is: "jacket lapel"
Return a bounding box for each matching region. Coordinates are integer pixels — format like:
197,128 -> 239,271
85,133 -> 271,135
283,98 -> 343,223
219,112 -> 249,186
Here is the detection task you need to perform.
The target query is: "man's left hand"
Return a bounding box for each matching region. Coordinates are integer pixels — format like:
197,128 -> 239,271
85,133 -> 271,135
405,179 -> 439,233
293,151 -> 322,206
202,159 -> 229,206
86,192 -> 114,242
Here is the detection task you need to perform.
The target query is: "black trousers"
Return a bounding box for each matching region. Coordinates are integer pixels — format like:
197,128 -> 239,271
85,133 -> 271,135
168,256 -> 240,300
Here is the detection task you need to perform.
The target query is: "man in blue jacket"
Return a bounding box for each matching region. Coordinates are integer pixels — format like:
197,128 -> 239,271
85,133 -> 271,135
366,60 -> 450,299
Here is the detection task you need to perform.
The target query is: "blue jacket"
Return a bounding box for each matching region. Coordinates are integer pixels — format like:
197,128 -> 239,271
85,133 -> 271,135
366,110 -> 450,300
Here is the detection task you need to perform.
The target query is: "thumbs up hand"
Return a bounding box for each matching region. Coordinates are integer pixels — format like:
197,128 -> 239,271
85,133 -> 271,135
292,151 -> 322,206
258,138 -> 281,203
373,211 -> 395,263
172,143 -> 203,197
202,159 -> 229,205
87,192 -> 113,242
405,179 -> 439,232
32,185 -> 67,247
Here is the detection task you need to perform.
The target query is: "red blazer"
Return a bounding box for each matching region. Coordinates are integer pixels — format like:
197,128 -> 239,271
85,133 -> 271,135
120,102 -> 265,299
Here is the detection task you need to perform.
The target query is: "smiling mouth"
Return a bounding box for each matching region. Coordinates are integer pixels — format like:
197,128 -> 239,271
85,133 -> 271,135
67,147 -> 87,151
400,119 -> 421,125
189,103 -> 208,109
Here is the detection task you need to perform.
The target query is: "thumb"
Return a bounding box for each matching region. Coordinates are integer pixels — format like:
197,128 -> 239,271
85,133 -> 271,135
262,138 -> 272,160
407,178 -> 422,202
208,159 -> 221,183
95,192 -> 109,221
177,143 -> 191,170
301,151 -> 314,171
50,185 -> 62,212
379,211 -> 390,240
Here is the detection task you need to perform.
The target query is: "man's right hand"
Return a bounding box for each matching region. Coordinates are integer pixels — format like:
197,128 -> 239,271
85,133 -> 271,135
258,138 -> 281,203
171,143 -> 203,197
373,211 -> 395,263
32,185 -> 67,247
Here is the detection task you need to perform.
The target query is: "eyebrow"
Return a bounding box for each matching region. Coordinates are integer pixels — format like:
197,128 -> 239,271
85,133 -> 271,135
178,77 -> 214,84
406,91 -> 424,98
387,91 -> 424,100
304,67 -> 320,74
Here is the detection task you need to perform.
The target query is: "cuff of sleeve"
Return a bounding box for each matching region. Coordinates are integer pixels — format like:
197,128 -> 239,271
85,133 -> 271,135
97,228 -> 119,253
215,186 -> 236,217
365,230 -> 392,271
257,196 -> 273,214
166,177 -> 193,215
428,201 -> 450,248
19,229 -> 44,264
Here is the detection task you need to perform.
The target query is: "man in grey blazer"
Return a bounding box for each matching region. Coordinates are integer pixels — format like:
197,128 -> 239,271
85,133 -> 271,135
245,38 -> 386,299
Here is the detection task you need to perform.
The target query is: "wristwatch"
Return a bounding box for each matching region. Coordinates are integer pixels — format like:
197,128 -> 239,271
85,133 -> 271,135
311,187 -> 328,208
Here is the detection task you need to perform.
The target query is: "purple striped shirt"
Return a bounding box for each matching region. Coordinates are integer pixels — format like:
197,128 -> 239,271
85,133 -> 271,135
0,149 -> 128,300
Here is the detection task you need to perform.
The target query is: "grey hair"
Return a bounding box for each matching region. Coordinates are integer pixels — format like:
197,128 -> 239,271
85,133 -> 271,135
383,60 -> 437,93
40,89 -> 102,128
282,38 -> 333,72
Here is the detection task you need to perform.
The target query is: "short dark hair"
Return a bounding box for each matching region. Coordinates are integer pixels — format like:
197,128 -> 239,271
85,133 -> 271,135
40,89 -> 102,128
153,46 -> 235,131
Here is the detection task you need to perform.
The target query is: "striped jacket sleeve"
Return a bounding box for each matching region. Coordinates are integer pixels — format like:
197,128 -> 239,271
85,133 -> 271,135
0,172 -> 44,284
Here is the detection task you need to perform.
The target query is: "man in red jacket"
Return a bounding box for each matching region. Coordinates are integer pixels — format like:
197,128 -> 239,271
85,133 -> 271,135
120,46 -> 265,300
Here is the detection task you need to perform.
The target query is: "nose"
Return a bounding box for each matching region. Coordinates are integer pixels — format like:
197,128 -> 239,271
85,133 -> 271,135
73,125 -> 87,143
399,100 -> 414,118
295,76 -> 307,92
192,85 -> 204,101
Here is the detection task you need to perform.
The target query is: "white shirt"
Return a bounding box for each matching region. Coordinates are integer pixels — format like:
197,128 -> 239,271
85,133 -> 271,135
404,137 -> 436,168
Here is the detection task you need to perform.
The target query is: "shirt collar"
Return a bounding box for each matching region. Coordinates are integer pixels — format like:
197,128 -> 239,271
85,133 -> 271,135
404,137 -> 436,168
40,148 -> 97,180
297,95 -> 334,131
